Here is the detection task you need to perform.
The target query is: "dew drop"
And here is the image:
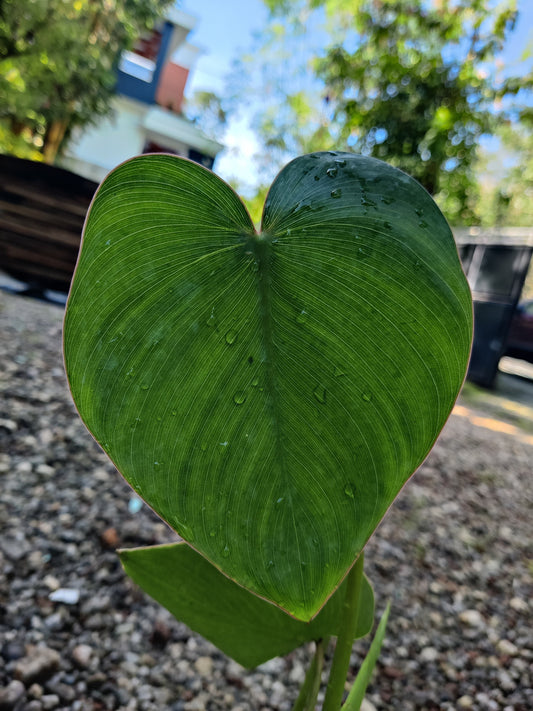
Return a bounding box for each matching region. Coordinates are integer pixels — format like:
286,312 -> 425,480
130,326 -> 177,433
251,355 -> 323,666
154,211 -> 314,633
225,330 -> 238,345
209,529 -> 216,537
206,309 -> 216,328
233,391 -> 246,405
267,560 -> 275,569
415,207 -> 424,217
361,392 -> 372,402
140,384 -> 149,391
313,386 -> 326,404
380,195 -> 395,205
251,377 -> 259,387
361,197 -> 377,208
105,239 -> 111,246
334,158 -> 346,166
326,166 -> 338,178
314,174 -> 320,181
418,220 -> 428,228
331,188 -> 342,199
171,410 -> 177,416
153,461 -> 162,470
296,309 -> 308,324
200,441 -> 207,451
334,366 -> 345,378
222,544 -> 231,558
125,368 -> 134,379
344,483 -> 355,498
383,221 -> 392,229
276,497 -> 284,504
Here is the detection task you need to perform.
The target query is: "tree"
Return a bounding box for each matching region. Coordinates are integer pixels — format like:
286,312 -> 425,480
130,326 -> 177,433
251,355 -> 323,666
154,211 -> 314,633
233,0 -> 532,224
0,0 -> 173,163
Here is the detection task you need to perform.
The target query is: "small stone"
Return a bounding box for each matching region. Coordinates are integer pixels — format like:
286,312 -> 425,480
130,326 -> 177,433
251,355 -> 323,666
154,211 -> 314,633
0,679 -> 25,710
14,645 -> 60,684
28,684 -> 43,699
459,609 -> 483,627
42,576 -> 60,591
419,646 -> 439,662
41,694 -> 59,710
1,640 -> 25,661
72,644 -> 93,669
194,656 -> 213,677
497,669 -> 516,691
48,588 -> 79,605
361,700 -> 378,711
457,695 -> 474,708
100,527 -> 119,548
496,639 -> 518,656
509,596 -> 528,613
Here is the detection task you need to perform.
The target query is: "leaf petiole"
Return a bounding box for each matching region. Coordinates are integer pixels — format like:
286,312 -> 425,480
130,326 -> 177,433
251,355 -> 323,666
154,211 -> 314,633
322,552 -> 365,711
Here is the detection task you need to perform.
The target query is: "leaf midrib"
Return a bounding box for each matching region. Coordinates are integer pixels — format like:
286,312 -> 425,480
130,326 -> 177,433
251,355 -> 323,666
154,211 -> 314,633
252,233 -> 305,602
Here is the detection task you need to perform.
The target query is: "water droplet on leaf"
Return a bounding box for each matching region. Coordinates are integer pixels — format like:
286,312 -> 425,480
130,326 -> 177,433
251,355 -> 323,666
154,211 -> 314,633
296,309 -> 308,324
222,544 -> 230,558
331,188 -> 342,199
225,330 -> 237,345
344,484 -> 355,498
362,392 -> 372,402
233,392 -> 246,405
326,166 -> 338,178
313,386 -> 326,404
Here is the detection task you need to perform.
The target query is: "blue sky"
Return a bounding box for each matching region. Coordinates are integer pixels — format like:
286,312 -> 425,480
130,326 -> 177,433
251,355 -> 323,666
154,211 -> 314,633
181,0 -> 533,191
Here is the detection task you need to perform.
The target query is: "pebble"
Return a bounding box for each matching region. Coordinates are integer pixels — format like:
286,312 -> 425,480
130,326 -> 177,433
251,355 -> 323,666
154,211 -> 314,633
14,646 -> 60,684
72,644 -> 94,669
496,639 -> 519,656
457,696 -> 474,708
0,679 -> 25,710
194,656 -> 213,677
459,609 -> 484,627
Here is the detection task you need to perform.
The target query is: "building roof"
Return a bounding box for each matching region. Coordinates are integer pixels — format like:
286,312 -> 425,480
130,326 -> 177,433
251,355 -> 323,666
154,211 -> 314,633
142,107 -> 224,158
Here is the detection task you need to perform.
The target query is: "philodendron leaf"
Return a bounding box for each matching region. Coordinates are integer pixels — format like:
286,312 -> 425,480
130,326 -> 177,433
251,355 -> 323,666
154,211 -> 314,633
119,543 -> 374,668
64,152 -> 472,620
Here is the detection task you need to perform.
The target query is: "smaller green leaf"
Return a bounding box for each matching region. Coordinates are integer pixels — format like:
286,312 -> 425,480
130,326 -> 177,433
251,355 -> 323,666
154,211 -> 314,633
119,542 -> 374,668
341,602 -> 391,711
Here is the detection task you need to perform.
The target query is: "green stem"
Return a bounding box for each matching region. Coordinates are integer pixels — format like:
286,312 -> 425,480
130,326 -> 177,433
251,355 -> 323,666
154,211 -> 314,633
292,638 -> 327,711
322,552 -> 365,711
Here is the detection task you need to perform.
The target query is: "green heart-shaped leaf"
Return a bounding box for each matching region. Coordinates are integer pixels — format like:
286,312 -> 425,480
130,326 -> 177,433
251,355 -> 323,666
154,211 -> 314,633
119,543 -> 374,668
64,152 -> 472,620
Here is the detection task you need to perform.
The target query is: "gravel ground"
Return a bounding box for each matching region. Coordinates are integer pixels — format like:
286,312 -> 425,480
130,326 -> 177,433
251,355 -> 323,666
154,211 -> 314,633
1,288 -> 532,711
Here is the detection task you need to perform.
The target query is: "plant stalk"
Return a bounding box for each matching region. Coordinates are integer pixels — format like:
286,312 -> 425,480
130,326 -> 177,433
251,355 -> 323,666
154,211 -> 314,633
292,637 -> 327,711
322,552 -> 365,711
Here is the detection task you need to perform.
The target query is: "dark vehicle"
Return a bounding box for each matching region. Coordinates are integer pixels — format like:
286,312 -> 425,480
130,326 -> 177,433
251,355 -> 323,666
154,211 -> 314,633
505,299 -> 533,363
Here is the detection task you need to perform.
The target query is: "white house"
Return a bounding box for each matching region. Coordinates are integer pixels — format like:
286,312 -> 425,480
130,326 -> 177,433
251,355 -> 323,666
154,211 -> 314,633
60,6 -> 223,183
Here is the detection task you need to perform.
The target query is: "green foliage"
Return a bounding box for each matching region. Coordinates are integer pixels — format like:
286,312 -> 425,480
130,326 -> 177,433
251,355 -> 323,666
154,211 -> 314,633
233,0 -> 532,224
185,90 -> 228,140
0,0 -> 172,162
64,152 -> 472,622
477,116 -> 533,228
120,543 -> 374,668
